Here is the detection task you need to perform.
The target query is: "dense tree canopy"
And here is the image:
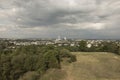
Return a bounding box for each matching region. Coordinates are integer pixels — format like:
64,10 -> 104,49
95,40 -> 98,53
0,45 -> 76,80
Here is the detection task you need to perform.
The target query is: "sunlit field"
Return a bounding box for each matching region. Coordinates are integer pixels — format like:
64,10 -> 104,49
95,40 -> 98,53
41,52 -> 120,80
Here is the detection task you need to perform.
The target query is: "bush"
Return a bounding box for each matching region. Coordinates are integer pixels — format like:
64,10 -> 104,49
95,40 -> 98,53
60,49 -> 76,63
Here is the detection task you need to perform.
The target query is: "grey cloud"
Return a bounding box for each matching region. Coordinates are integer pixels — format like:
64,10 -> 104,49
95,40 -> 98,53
12,0 -> 98,26
0,0 -> 120,39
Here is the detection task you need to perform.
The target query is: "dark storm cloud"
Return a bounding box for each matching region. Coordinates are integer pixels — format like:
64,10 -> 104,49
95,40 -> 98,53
0,0 -> 120,39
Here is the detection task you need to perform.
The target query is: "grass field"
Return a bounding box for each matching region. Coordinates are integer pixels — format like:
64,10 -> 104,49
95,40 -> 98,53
40,52 -> 120,80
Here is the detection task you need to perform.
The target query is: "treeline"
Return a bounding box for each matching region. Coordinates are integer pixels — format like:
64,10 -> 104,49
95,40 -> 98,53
0,45 -> 76,80
60,41 -> 120,55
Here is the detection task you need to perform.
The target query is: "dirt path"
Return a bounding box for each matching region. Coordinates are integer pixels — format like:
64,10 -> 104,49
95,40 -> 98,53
62,63 -> 74,80
66,64 -> 74,80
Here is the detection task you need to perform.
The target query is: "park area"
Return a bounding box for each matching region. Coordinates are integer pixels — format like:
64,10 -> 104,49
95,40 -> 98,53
41,52 -> 120,80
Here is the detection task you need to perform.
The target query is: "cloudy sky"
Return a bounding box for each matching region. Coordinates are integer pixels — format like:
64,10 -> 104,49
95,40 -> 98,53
0,0 -> 120,39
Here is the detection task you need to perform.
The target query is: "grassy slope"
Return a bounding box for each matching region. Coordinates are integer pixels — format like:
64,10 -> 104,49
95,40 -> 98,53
40,52 -> 120,80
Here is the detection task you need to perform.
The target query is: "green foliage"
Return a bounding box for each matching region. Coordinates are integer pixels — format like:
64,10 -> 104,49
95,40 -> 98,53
0,55 -> 12,80
0,45 -> 76,80
78,41 -> 87,51
60,49 -> 76,62
70,55 -> 77,62
60,49 -> 71,58
59,41 -> 120,55
44,50 -> 60,69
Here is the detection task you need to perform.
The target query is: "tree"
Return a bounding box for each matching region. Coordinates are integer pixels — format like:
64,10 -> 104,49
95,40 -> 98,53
0,55 -> 12,80
116,45 -> 120,55
44,50 -> 60,69
78,41 -> 87,51
11,54 -> 26,80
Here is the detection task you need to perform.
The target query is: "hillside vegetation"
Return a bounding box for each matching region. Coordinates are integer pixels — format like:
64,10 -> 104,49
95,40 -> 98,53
41,52 -> 120,80
0,45 -> 76,80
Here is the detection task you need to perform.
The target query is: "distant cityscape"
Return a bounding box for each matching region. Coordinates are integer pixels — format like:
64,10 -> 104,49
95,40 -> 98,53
0,36 -> 120,50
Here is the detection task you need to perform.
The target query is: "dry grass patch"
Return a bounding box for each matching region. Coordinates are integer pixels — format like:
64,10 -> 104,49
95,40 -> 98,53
40,52 -> 120,80
70,52 -> 120,80
40,69 -> 67,80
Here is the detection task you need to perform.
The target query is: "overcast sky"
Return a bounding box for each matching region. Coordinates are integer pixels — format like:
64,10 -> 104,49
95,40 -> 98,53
0,0 -> 120,39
